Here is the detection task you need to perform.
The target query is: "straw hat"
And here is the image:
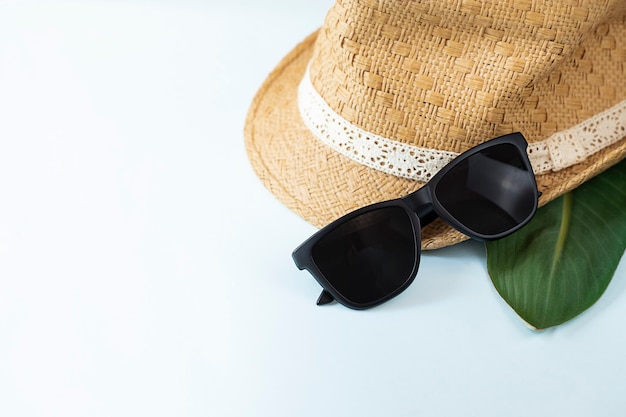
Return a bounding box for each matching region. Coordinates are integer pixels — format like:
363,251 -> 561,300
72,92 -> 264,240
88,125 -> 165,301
245,0 -> 626,249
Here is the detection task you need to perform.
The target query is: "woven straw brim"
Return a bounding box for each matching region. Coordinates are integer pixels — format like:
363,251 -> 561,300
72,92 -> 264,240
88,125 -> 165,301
245,30 -> 626,249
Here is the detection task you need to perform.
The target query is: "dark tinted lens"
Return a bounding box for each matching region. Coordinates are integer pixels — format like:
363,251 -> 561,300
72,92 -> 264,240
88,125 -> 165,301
434,143 -> 536,236
311,206 -> 417,305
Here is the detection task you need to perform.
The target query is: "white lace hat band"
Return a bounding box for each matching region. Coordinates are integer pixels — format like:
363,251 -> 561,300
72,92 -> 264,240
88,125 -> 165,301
298,65 -> 626,182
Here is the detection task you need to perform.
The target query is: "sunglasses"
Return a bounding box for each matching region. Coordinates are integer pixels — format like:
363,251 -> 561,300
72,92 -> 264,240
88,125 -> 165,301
292,132 -> 539,309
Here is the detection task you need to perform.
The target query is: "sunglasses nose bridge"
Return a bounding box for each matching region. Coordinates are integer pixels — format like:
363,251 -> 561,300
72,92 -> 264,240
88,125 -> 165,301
402,186 -> 436,226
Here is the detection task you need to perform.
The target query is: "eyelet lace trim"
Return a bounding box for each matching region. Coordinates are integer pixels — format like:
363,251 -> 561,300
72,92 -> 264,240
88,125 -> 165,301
526,103 -> 626,173
298,66 -> 626,182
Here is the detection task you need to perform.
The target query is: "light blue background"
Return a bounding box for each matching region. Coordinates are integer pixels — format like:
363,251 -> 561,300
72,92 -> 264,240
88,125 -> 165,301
0,1 -> 625,416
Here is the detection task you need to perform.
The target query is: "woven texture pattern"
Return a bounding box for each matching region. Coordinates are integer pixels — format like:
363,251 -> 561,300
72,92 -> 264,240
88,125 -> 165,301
299,66 -> 626,177
310,0 -> 625,149
245,0 -> 626,249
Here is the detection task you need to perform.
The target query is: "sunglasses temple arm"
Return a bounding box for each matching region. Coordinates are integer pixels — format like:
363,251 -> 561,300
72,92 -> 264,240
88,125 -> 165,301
317,289 -> 335,305
402,187 -> 437,227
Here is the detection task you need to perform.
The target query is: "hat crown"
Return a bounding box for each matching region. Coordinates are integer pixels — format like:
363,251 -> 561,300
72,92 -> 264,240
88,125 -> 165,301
308,0 -> 626,153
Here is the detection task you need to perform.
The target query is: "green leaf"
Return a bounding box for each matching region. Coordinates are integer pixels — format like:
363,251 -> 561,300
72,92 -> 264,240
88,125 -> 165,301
486,161 -> 626,330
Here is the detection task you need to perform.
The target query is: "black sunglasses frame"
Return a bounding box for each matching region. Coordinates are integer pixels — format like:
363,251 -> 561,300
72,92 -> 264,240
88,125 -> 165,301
293,198 -> 423,309
292,132 -> 539,310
